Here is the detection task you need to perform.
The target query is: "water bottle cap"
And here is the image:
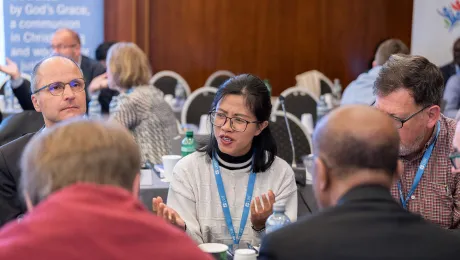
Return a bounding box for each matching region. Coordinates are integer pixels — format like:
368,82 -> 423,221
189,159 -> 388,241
186,130 -> 194,137
273,202 -> 285,212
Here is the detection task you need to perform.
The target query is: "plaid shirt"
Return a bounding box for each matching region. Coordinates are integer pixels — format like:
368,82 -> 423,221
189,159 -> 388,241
391,115 -> 460,229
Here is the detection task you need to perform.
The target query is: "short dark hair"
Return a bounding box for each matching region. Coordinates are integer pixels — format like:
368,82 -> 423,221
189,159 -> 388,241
373,54 -> 444,107
316,131 -> 399,177
200,74 -> 277,173
95,41 -> 117,61
314,107 -> 400,177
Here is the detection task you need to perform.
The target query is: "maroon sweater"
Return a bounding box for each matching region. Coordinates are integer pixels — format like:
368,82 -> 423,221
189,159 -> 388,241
0,184 -> 211,260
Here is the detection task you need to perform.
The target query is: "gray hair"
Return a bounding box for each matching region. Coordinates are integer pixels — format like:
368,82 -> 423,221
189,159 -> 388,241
30,54 -> 83,94
373,54 -> 444,107
20,118 -> 141,205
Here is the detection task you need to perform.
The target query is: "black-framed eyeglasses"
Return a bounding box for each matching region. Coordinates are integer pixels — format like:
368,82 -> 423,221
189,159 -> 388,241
389,105 -> 430,129
33,78 -> 85,96
449,148 -> 460,169
209,111 -> 260,132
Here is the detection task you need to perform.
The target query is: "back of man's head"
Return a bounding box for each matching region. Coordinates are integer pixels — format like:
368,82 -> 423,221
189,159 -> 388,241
374,39 -> 409,66
313,105 -> 400,192
20,119 -> 141,205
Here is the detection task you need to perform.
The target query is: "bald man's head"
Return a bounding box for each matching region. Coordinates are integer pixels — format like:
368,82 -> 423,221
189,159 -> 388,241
31,54 -> 83,92
54,28 -> 81,44
51,28 -> 81,62
313,105 -> 400,177
30,54 -> 86,128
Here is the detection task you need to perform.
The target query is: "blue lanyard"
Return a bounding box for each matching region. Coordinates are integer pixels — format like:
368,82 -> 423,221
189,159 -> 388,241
212,153 -> 256,245
398,121 -> 441,210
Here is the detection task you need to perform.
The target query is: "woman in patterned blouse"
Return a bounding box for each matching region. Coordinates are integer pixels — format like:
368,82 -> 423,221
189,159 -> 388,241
106,42 -> 178,164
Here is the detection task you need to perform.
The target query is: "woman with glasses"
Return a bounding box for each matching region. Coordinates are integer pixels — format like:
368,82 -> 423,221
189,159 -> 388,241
106,42 -> 178,164
153,74 -> 297,247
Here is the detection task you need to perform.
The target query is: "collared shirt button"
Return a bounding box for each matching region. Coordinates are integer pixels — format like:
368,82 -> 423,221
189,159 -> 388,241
411,195 -> 416,200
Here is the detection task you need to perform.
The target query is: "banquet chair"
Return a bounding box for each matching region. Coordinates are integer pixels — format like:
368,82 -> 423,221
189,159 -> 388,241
0,111 -> 44,146
320,79 -> 333,95
272,86 -> 319,124
149,70 -> 191,97
295,70 -> 334,99
204,70 -> 235,88
270,110 -> 313,166
181,87 -> 217,127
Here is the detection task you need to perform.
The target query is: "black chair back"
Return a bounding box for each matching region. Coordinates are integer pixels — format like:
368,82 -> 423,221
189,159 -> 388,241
270,111 -> 312,166
320,79 -> 333,95
275,87 -> 318,124
181,87 -> 217,127
208,75 -> 231,88
0,111 -> 44,146
152,76 -> 177,97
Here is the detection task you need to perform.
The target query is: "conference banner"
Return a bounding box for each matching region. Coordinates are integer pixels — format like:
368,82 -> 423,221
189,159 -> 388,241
0,0 -> 104,79
412,0 -> 460,66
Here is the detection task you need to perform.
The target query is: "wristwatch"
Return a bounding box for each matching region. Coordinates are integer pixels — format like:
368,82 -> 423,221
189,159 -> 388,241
251,225 -> 265,233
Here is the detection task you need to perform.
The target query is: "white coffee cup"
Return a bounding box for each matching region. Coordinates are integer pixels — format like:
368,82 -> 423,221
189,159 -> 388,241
198,243 -> 228,259
162,155 -> 181,182
234,249 -> 257,260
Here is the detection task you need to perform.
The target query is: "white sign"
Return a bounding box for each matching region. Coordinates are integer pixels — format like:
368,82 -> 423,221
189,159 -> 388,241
411,0 -> 460,66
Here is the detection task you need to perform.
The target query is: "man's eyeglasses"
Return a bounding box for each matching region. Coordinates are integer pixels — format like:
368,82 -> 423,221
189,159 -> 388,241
389,105 -> 430,129
449,148 -> 460,169
50,44 -> 78,50
33,78 -> 85,96
209,111 -> 260,132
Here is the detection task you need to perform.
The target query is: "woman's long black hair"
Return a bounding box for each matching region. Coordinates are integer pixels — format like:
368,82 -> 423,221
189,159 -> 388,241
200,74 -> 277,173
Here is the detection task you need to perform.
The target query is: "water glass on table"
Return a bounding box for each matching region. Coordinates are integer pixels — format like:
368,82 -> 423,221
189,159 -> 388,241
233,249 -> 257,260
198,243 -> 229,260
161,155 -> 181,182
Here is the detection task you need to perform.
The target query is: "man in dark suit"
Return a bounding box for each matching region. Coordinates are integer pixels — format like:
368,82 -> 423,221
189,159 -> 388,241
440,38 -> 460,87
259,105 -> 460,260
0,28 -> 116,114
0,54 -> 87,227
0,58 -> 35,111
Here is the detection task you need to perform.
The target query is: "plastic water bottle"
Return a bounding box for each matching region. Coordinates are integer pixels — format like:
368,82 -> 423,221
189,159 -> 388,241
4,82 -> 13,111
88,92 -> 101,119
333,78 -> 342,100
265,202 -> 291,234
174,82 -> 186,109
181,130 -> 196,157
317,95 -> 330,122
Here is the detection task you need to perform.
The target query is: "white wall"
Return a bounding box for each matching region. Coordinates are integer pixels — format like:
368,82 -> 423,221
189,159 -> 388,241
412,0 -> 460,66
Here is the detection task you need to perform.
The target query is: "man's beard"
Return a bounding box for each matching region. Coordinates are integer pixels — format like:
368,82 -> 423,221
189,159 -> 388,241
399,130 -> 426,157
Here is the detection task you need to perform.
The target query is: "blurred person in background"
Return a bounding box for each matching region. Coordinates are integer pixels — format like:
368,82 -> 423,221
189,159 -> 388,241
87,41 -> 119,114
0,119 -> 211,260
442,74 -> 460,118
106,42 -> 178,165
341,39 -> 409,105
440,38 -> 460,86
0,28 -> 116,114
95,41 -> 117,68
0,55 -> 87,226
259,105 -> 460,260
152,74 -> 297,248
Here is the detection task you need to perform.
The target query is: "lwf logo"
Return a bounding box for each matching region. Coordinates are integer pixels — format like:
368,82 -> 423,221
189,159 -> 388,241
438,0 -> 460,31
